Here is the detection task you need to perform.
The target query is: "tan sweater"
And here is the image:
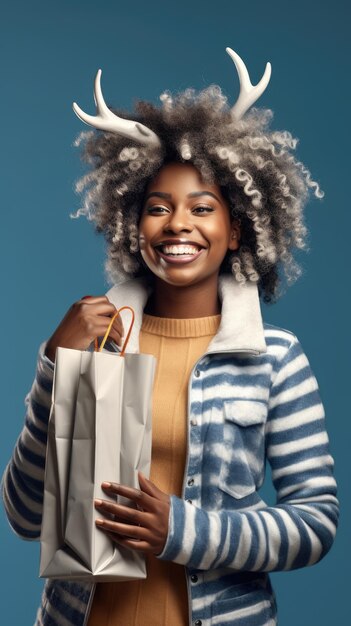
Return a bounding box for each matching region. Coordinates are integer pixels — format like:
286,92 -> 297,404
88,312 -> 221,626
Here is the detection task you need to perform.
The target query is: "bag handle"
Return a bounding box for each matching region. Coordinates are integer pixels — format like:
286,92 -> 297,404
94,306 -> 135,357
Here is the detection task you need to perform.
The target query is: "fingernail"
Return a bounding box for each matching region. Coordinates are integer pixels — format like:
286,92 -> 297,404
95,499 -> 102,506
96,519 -> 104,525
102,482 -> 112,488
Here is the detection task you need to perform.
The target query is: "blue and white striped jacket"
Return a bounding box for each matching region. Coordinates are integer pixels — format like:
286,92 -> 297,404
2,275 -> 338,626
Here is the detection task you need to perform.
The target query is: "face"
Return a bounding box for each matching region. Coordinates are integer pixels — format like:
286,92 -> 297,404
138,162 -> 240,288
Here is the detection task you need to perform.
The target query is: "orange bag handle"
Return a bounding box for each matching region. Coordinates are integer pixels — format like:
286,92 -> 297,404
94,306 -> 135,357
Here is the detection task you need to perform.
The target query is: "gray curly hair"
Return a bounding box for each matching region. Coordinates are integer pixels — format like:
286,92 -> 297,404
72,86 -> 323,303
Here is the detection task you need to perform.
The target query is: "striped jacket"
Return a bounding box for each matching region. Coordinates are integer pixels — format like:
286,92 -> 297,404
2,274 -> 338,626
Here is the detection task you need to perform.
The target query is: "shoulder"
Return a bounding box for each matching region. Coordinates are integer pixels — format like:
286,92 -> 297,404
262,321 -> 302,365
263,321 -> 297,347
262,322 -> 316,387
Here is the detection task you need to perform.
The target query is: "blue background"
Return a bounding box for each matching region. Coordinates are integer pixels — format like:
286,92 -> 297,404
1,0 -> 349,623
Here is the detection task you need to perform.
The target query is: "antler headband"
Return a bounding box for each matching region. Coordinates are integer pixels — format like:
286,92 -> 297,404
72,48 -> 271,146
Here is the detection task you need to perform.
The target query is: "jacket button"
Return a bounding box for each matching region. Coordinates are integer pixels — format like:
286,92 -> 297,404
194,369 -> 200,377
194,620 -> 202,626
187,478 -> 194,486
187,499 -> 193,504
190,574 -> 198,583
190,419 -> 197,427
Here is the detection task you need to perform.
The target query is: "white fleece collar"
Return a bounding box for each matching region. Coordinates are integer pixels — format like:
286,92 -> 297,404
105,274 -> 266,356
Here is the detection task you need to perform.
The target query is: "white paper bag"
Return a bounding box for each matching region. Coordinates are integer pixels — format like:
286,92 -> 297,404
40,308 -> 156,581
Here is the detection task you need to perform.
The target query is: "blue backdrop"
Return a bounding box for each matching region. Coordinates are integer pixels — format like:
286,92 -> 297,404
1,0 -> 349,623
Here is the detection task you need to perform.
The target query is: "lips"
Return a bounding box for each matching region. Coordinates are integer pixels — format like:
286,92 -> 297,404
154,239 -> 205,249
157,243 -> 201,255
154,240 -> 204,264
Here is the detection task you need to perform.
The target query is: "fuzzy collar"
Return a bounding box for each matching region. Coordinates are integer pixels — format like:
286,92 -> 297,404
105,274 -> 267,356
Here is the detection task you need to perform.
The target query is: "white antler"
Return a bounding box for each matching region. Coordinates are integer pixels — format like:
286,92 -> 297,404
226,48 -> 271,120
73,70 -> 161,147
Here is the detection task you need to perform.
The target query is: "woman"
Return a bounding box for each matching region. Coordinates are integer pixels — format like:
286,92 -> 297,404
2,49 -> 338,626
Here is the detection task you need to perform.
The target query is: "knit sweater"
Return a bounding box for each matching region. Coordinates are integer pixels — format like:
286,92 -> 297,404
1,275 -> 339,626
88,313 -> 221,625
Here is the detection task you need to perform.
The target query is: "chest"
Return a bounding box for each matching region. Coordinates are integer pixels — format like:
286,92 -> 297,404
186,354 -> 273,506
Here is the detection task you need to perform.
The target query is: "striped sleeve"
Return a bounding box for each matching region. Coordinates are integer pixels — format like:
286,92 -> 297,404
160,336 -> 339,572
1,341 -> 54,540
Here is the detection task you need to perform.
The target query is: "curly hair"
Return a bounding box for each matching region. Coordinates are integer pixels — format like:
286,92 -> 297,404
71,85 -> 323,303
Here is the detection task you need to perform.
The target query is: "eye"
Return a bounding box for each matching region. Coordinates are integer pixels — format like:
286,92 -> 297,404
145,205 -> 169,214
192,205 -> 214,214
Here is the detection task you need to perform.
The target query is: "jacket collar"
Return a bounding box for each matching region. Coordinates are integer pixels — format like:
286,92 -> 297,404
105,274 -> 267,356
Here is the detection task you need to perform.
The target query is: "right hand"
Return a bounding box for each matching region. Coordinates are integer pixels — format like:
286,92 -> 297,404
44,296 -> 124,363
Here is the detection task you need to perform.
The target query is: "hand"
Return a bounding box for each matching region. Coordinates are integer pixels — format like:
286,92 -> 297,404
94,473 -> 170,555
45,295 -> 124,362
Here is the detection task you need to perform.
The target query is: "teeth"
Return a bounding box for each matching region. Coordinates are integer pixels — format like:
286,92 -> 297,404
160,244 -> 200,255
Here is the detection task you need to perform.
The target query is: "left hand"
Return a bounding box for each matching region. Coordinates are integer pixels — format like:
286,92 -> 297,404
94,472 -> 170,555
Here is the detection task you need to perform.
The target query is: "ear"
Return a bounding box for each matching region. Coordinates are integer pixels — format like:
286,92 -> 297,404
228,219 -> 241,251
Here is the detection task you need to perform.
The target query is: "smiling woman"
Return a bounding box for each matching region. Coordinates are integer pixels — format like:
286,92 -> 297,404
1,48 -> 338,626
138,162 -> 241,316
71,51 -> 322,305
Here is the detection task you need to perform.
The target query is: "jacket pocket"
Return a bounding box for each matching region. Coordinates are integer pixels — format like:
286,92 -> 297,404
218,399 -> 267,499
211,586 -> 275,625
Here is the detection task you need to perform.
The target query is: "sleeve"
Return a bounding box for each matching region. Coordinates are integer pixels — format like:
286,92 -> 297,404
1,341 -> 55,540
159,335 -> 339,572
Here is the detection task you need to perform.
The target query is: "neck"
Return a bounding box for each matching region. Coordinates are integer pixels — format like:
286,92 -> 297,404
145,275 -> 221,318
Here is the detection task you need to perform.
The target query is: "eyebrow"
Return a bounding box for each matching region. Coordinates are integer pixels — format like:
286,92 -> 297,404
187,191 -> 221,202
144,191 -> 221,202
145,192 -> 172,201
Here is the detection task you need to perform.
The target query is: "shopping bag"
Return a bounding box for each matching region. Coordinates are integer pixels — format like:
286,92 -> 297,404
39,307 -> 156,581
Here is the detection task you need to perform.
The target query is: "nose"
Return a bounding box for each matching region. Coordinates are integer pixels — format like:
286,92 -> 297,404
163,207 -> 193,233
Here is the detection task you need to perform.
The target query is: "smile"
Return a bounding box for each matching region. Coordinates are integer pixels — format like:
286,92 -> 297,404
154,244 -> 205,265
